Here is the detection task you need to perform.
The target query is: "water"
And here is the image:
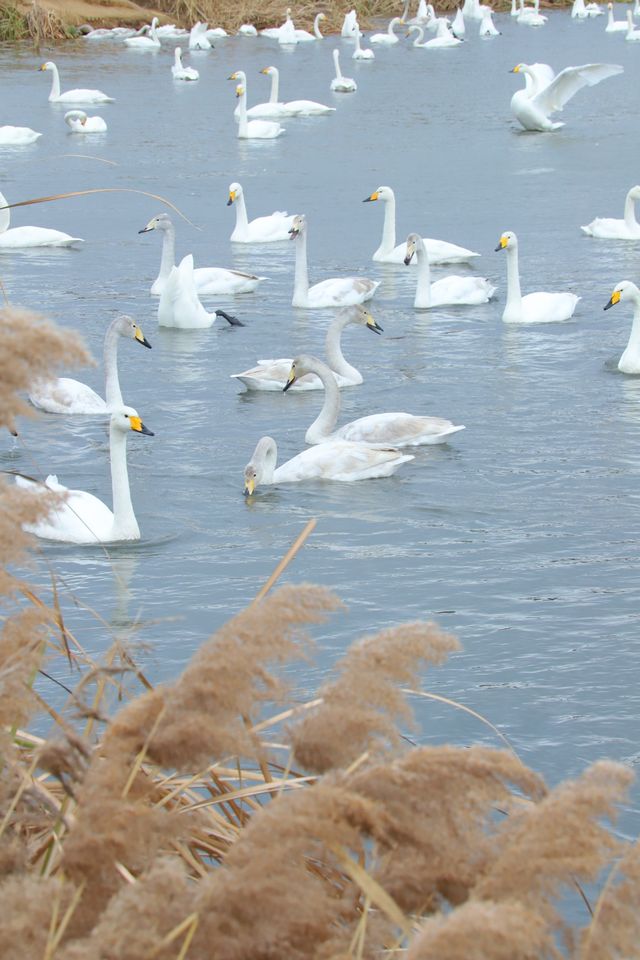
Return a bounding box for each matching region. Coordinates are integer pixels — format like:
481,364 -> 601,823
2,12 -> 640,832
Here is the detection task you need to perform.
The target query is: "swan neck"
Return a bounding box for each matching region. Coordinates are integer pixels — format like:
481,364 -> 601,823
103,323 -> 123,408
237,88 -> 248,135
306,362 -> 341,442
234,192 -> 249,233
379,194 -> 397,255
402,0 -> 410,20
624,191 -> 639,230
174,48 -> 180,66
313,14 -> 323,37
324,314 -> 361,382
109,424 -> 139,539
412,25 -> 424,44
292,229 -> 310,306
49,64 -> 61,100
259,439 -> 278,484
158,223 -> 176,284
505,244 -> 522,312
269,69 -> 279,103
333,50 -> 343,79
414,239 -> 432,308
0,194 -> 9,234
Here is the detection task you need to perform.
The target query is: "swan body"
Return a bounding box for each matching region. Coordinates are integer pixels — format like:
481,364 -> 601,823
479,10 -> 500,35
496,231 -> 579,323
510,61 -> 623,132
289,215 -> 379,309
285,355 -> 465,446
353,25 -> 375,59
28,315 -> 151,415
156,23 -> 188,37
370,17 -> 404,43
604,282 -> 640,373
581,185 -> 640,239
0,125 -> 41,145
605,2 -> 627,30
625,10 -> 640,38
451,8 -> 465,36
517,0 -> 547,26
172,48 -> 199,80
405,233 -> 495,308
230,71 -> 284,139
238,23 -> 258,35
124,17 -> 161,47
462,0 -> 488,19
0,190 -> 82,248
64,109 -> 107,132
341,10 -> 360,37
331,49 -> 357,92
231,304 -> 382,391
157,255 -> 244,329
423,18 -> 463,46
17,407 -> 153,544
189,21 -> 211,49
244,436 -> 413,491
39,61 -> 114,103
205,27 -> 228,38
139,213 -> 264,295
240,67 -> 334,118
363,186 -> 479,264
572,0 -> 604,15
227,182 -> 296,242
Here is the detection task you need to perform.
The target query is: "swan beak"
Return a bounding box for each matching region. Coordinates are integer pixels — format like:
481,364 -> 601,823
244,475 -> 255,496
129,416 -> 154,436
227,190 -> 236,206
404,252 -> 414,266
228,71 -> 239,80
138,219 -> 155,234
510,65 -> 521,73
260,67 -> 269,74
283,368 -> 297,391
363,192 -> 379,203
39,63 -> 47,71
495,236 -> 508,251
235,85 -> 244,98
367,317 -> 383,334
135,327 -> 152,348
288,225 -> 300,239
604,290 -> 621,311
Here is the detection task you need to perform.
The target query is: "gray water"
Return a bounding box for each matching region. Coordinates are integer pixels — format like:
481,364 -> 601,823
2,11 -> 640,837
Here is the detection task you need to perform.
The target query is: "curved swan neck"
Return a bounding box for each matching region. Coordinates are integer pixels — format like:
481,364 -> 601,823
149,17 -> 158,40
402,0 -> 411,20
377,192 -> 397,256
0,192 -> 10,234
255,437 -> 278,483
157,221 -> 176,284
324,313 -> 362,383
109,424 -> 139,539
388,17 -> 400,34
103,321 -> 123,408
305,360 -> 341,442
504,243 -> 522,314
174,48 -> 181,67
313,13 -> 324,37
624,190 -> 639,231
333,49 -> 343,79
48,63 -> 61,100
414,237 -> 432,308
292,228 -> 310,306
268,68 -> 279,103
233,191 -> 249,234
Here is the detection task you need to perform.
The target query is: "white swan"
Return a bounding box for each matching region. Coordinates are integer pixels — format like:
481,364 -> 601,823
313,13 -> 326,37
330,49 -> 357,92
406,24 -> 429,45
124,17 -> 161,47
495,231 -> 579,323
243,435 -> 413,491
517,0 -> 547,25
604,282 -> 640,373
205,26 -> 228,38
158,255 -> 245,329
353,24 -> 375,58
227,182 -> 296,242
605,2 -> 627,30
451,8 -> 465,36
139,213 -> 265,295
29,315 -> 151,415
371,16 -> 404,43
188,21 -> 211,49
172,48 -> 199,80
341,9 -> 360,37
363,186 -> 479,264
64,109 -> 107,132
625,10 -> 640,38
251,66 -> 335,117
423,18 -> 463,46
581,185 -> 640,239
0,125 -> 41,145
0,190 -> 82,249
231,304 -> 383,391
230,71 -> 284,139
510,61 -> 623,132
284,355 -> 465,446
238,23 -> 258,35
17,407 -> 153,544
289,215 -> 379,309
156,23 -> 188,37
405,233 -> 495,308
479,10 -> 500,34
39,61 -> 114,103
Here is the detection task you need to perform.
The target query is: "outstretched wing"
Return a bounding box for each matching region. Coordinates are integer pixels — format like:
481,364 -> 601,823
532,63 -> 623,115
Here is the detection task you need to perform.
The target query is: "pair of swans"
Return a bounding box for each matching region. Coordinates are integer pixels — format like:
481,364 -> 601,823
0,189 -> 82,248
363,186 -> 479,264
289,215 -> 379,308
232,304 -> 382,391
18,407 -> 153,543
64,109 -> 107,132
237,66 -> 334,119
404,233 -> 495,307
39,61 -> 114,103
230,71 -> 284,139
331,50 -> 357,92
406,21 -> 462,47
124,16 -> 161,47
581,185 -> 640,239
158,255 -> 245,329
495,231 -> 579,323
139,213 -> 264,295
262,10 -> 325,42
510,61 -> 623,132
29,315 -> 151,415
604,282 -> 640,374
0,125 -> 41,145
172,48 -> 199,80
227,183 -> 296,242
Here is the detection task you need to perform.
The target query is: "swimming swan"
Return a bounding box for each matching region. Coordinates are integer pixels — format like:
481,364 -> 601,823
370,16 -> 404,43
363,186 -> 480,264
227,182 -> 297,242
0,125 -> 41,145
330,49 -> 357,92
581,185 -> 640,239
284,354 -> 465,445
39,61 -> 114,103
252,66 -> 335,117
405,233 -> 496,307
495,231 -> 579,323
158,255 -> 245,329
64,109 -> 107,132
243,435 -> 413,491
510,61 -> 623,131
479,10 -> 500,34
188,21 -> 211,49
139,213 -> 264,295
29,315 -> 151,415
423,18 -> 463,46
289,215 -> 379,309
604,2 -> 627,30
604,282 -> 640,373
16,407 -> 153,543
353,25 -> 375,58
0,190 -> 82,248
231,304 -> 383,391
172,48 -> 199,80
625,10 -> 640,39
229,71 -> 284,138
124,16 -> 161,47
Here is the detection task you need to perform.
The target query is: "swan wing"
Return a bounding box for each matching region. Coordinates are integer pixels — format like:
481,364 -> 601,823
16,475 -> 115,543
532,63 -> 623,115
520,291 -> 580,323
194,266 -> 263,294
282,99 -> 335,115
0,125 -> 42,144
0,226 -> 83,248
430,276 -> 496,305
308,277 -> 379,307
275,440 -> 413,481
335,412 -> 465,446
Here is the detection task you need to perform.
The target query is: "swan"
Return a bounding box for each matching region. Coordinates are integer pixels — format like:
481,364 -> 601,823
172,48 -> 199,80
156,23 -> 188,37
625,10 -> 640,38
64,109 -> 107,132
205,26 -> 228,38
479,10 -> 500,34
462,0 -> 488,19
451,8 -> 465,36
585,2 -> 604,14
238,23 -> 258,35
363,186 -> 479,264
604,282 -> 640,373
581,185 -> 640,239
230,71 -> 284,139
227,182 -> 296,242
370,16 -> 404,43
243,435 -> 413,492
330,49 -> 357,92
284,355 -> 465,446
341,9 -> 360,37
510,61 -> 623,132
353,24 -> 375,58
517,0 -> 547,25
139,213 -> 265,295
410,0 -> 434,23
188,21 -> 211,49
313,13 -> 326,38
251,66 -> 335,117
495,231 -> 579,323
124,16 -> 161,47
404,233 -> 495,308
28,315 -> 151,415
571,0 -> 588,17
423,18 -> 463,46
231,304 -> 383,391
511,0 -> 519,15
39,61 -> 114,103
605,2 -> 627,30
0,125 -> 41,145
406,24 -> 429,45
0,189 -> 82,248
289,215 -> 379,309
16,407 -> 153,544
158,255 -> 245,329
278,10 -> 298,44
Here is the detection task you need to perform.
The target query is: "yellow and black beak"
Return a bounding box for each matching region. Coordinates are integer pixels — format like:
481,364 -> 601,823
404,249 -> 414,266
138,219 -> 155,234
367,316 -> 384,334
244,475 -> 255,496
283,367 -> 297,392
135,326 -> 152,349
129,415 -> 154,436
494,235 -> 508,252
604,290 -> 621,311
510,65 -> 521,73
288,224 -> 300,239
228,71 -> 239,80
260,67 -> 269,74
227,190 -> 236,207
363,191 -> 379,203
39,63 -> 47,71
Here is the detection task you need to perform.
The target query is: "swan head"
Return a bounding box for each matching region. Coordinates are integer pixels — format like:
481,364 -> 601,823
363,185 -> 394,204
228,70 -> 246,82
244,436 -> 277,495
138,213 -> 172,234
628,185 -> 640,201
112,406 -> 154,437
227,182 -> 243,206
39,61 -> 55,72
260,65 -> 276,75
342,303 -> 384,334
404,233 -> 423,265
114,315 -> 152,348
64,110 -> 88,127
604,281 -> 640,311
288,214 -> 306,239
510,63 -> 526,74
495,231 -> 517,252
283,354 -> 316,391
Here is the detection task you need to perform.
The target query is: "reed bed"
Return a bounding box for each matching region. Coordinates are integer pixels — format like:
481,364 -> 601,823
1,303 -> 639,958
